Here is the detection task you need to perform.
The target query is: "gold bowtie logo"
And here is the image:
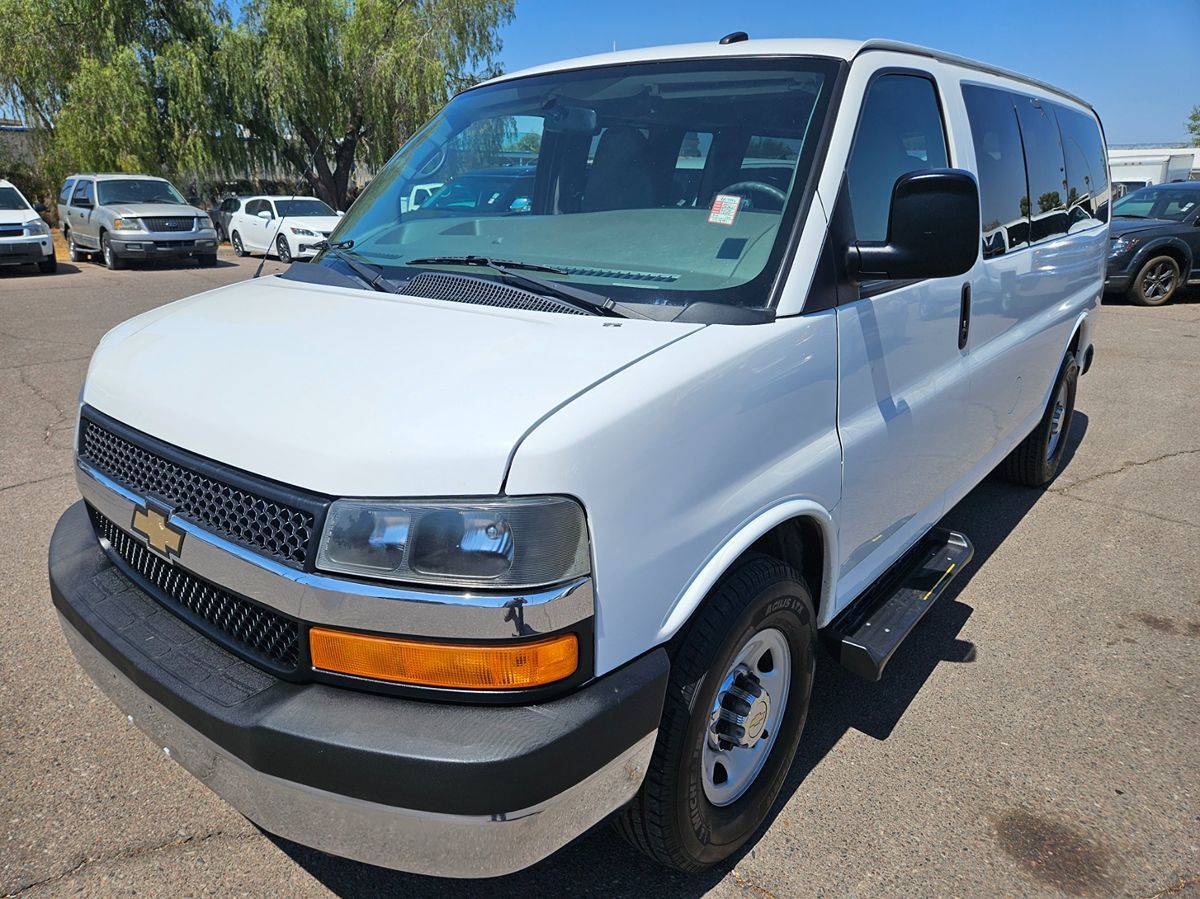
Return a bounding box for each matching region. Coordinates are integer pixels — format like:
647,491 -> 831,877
131,503 -> 185,557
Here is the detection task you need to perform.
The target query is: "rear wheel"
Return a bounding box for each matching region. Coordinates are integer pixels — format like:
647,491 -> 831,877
614,553 -> 816,872
67,231 -> 85,263
1128,255 -> 1180,307
101,233 -> 124,270
231,231 -> 246,257
999,352 -> 1079,486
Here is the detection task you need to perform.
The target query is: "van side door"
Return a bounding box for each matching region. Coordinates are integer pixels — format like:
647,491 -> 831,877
833,69 -> 975,602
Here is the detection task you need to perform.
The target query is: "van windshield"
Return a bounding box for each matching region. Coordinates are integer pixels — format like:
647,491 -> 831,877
97,179 -> 187,206
325,57 -> 841,309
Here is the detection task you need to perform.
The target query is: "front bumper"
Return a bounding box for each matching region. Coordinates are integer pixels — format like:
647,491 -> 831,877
50,501 -> 668,877
0,236 -> 53,264
109,231 -> 218,259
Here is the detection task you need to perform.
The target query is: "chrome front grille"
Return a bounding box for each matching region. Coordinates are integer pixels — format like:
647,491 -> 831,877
78,412 -> 321,567
142,216 -> 197,232
89,506 -> 301,670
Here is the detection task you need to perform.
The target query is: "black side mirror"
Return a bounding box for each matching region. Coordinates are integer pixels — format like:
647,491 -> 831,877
848,169 -> 980,280
32,202 -> 46,213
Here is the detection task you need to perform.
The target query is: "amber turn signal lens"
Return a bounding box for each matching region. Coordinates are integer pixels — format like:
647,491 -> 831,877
309,627 -> 578,689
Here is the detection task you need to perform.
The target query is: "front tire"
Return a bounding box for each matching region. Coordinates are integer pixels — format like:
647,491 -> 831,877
614,553 -> 816,872
37,254 -> 58,274
1128,255 -> 1180,307
999,352 -> 1079,486
197,253 -> 217,268
276,234 -> 293,264
101,233 -> 124,270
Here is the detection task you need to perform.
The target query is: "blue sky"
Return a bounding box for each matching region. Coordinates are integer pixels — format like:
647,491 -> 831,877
498,0 -> 1199,145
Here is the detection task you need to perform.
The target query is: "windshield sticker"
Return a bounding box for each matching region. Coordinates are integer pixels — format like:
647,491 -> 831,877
708,194 -> 742,226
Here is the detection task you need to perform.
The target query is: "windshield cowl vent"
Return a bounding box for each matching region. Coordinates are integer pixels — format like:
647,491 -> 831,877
400,272 -> 588,316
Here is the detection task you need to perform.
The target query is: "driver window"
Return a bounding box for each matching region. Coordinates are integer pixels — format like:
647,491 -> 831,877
848,74 -> 949,242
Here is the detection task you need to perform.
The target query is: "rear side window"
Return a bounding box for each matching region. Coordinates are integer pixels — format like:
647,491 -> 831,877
1013,97 -> 1069,243
1054,105 -> 1109,225
962,84 -> 1031,257
848,74 -> 949,242
59,179 -> 75,203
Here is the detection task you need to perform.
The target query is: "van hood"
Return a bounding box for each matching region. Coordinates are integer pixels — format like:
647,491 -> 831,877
82,276 -> 701,497
107,203 -> 205,218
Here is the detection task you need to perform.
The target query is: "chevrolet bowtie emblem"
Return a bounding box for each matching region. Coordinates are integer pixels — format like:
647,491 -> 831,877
131,503 -> 185,557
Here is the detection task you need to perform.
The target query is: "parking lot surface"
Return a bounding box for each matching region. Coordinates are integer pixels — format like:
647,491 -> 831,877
1,257 -> 1197,898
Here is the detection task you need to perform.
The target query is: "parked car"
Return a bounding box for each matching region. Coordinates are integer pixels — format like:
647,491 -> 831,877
207,194 -> 248,242
226,195 -> 342,262
51,37 -> 1105,879
56,174 -> 219,270
0,178 -> 56,274
1105,182 -> 1200,305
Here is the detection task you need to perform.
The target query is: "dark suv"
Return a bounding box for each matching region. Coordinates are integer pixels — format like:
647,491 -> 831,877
1105,183 -> 1200,306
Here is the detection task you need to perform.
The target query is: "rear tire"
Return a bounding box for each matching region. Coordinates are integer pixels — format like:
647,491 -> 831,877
999,352 -> 1079,486
614,553 -> 816,872
1127,255 -> 1180,307
101,233 -> 124,270
67,231 -> 85,263
231,231 -> 246,257
37,254 -> 57,274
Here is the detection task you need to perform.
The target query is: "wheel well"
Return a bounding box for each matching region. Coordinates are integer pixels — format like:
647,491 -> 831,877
1068,323 -> 1082,356
748,516 -> 824,616
1142,244 -> 1190,276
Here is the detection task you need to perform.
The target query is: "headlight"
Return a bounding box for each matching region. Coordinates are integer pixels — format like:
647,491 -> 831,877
289,226 -> 317,236
196,215 -> 214,230
22,218 -> 49,237
112,217 -> 144,231
1110,235 -> 1139,255
316,496 -> 590,589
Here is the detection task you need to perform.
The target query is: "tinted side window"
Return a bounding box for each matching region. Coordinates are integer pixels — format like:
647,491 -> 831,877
1054,104 -> 1109,225
963,84 -> 1030,258
848,74 -> 949,242
1014,97 -> 1068,243
71,180 -> 94,205
59,179 -> 75,203
246,199 -> 264,216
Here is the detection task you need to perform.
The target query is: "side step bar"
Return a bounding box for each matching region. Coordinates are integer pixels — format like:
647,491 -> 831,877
826,529 -> 974,681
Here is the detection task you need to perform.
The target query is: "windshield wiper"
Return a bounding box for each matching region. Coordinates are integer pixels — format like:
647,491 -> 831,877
405,255 -> 648,319
315,240 -> 403,293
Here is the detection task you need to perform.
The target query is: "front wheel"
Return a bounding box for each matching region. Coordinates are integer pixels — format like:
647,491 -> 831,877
614,553 -> 816,872
101,233 -> 124,270
37,254 -> 58,274
1128,255 -> 1180,307
276,234 -> 293,264
999,352 -> 1079,486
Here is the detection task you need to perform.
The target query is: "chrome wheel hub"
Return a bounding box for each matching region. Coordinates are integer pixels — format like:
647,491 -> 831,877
1046,380 -> 1068,459
702,627 -> 791,807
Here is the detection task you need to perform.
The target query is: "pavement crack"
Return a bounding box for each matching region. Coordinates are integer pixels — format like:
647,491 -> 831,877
1045,488 -> 1200,531
1051,449 -> 1200,495
5,830 -> 242,896
730,868 -> 780,899
1145,874 -> 1200,899
0,473 -> 72,494
14,365 -> 73,445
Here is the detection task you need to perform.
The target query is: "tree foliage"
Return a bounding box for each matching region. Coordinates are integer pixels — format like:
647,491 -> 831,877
0,0 -> 514,208
1188,105 -> 1200,148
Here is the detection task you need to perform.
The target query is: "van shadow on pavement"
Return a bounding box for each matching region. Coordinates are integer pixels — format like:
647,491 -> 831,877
270,414 -> 1089,899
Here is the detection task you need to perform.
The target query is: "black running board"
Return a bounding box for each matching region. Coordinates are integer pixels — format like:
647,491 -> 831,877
826,529 -> 974,681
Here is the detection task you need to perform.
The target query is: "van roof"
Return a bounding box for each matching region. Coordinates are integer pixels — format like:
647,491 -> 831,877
483,37 -> 1092,111
65,173 -> 170,181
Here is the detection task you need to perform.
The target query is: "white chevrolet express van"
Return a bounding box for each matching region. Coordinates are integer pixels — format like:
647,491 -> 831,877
50,37 -> 1107,877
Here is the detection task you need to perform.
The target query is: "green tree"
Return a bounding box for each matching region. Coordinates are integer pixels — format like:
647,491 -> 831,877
1188,105 -> 1200,147
0,0 -> 514,209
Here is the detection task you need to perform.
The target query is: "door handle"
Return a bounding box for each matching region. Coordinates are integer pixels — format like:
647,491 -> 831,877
958,283 -> 971,350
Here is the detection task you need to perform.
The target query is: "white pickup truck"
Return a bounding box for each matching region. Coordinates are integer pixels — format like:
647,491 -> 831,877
50,35 -> 1105,878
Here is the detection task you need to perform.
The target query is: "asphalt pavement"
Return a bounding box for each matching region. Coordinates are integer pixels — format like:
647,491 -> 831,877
1,254 -> 1197,898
